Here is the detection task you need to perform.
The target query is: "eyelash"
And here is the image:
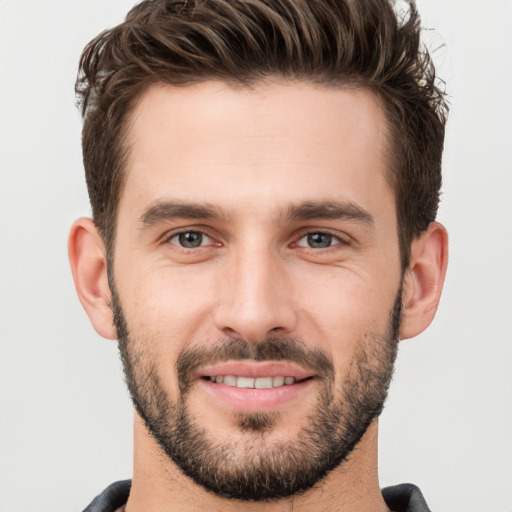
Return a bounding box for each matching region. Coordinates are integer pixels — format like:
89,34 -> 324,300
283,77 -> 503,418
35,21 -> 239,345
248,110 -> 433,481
163,228 -> 349,251
294,230 -> 349,250
165,230 -> 217,250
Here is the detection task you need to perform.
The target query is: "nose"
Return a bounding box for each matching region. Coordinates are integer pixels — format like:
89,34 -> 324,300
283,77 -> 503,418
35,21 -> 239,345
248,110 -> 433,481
213,246 -> 298,343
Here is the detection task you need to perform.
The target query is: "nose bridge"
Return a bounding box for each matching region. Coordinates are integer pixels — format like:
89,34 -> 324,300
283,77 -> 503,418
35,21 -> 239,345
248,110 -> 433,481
214,239 -> 297,342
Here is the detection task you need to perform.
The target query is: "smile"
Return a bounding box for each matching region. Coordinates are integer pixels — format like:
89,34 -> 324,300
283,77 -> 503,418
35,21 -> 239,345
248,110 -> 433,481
207,375 -> 303,388
197,362 -> 316,412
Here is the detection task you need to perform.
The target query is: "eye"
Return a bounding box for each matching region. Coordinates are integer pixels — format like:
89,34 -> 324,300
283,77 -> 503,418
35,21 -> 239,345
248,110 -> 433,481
296,232 -> 342,249
168,231 -> 213,249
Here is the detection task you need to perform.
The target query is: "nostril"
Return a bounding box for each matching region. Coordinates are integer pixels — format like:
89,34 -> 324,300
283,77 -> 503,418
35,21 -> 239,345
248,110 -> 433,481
214,299 -> 298,343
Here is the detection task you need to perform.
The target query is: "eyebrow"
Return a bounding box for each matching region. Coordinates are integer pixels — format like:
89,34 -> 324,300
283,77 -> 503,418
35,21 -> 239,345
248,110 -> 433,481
139,199 -> 374,228
139,201 -> 226,227
284,200 -> 374,225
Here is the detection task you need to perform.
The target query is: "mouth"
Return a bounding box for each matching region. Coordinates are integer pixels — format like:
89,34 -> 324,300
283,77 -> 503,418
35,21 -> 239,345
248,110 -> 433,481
204,375 -> 310,388
197,362 -> 316,412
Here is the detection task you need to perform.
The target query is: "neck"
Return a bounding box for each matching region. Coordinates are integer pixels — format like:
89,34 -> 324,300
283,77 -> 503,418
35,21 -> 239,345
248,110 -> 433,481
125,414 -> 389,512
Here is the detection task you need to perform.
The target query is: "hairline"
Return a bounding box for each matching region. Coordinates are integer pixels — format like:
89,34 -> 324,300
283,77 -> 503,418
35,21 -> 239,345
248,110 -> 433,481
103,76 -> 413,271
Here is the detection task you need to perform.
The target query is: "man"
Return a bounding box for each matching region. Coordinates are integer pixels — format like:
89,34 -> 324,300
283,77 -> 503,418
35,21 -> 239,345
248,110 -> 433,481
68,0 -> 448,510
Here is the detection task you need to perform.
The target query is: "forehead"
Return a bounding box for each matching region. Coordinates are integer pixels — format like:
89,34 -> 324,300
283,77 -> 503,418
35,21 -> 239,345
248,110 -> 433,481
121,80 -> 393,221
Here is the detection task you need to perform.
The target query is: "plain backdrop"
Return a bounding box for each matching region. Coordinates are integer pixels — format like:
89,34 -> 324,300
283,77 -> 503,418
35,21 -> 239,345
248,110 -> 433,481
1,1 -> 511,511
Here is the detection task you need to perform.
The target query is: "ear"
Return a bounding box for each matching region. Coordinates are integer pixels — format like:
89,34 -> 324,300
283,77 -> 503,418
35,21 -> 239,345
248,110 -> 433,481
68,218 -> 116,340
399,222 -> 448,340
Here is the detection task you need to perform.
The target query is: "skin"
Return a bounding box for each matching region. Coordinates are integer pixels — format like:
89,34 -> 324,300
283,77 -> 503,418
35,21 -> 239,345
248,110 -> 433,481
69,80 -> 448,512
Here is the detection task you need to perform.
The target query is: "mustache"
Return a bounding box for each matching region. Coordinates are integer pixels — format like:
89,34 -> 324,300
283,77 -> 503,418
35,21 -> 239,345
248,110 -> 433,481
176,337 -> 335,392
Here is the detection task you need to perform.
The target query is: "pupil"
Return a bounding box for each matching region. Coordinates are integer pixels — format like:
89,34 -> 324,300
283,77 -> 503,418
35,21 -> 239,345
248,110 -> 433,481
308,233 -> 332,248
179,232 -> 202,248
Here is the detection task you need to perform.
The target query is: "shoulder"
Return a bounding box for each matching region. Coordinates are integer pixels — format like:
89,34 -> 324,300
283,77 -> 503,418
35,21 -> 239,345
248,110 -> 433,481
382,483 -> 432,512
82,480 -> 131,512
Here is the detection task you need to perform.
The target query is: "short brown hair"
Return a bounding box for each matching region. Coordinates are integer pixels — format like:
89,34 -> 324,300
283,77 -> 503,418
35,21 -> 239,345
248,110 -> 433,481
76,0 -> 447,268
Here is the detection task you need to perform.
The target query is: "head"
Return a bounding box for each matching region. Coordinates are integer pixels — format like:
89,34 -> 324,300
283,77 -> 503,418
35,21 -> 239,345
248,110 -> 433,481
77,0 -> 447,271
70,0 -> 448,503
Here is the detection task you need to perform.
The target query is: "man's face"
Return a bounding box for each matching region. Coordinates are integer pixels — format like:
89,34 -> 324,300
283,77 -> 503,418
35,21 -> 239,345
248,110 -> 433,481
111,81 -> 403,499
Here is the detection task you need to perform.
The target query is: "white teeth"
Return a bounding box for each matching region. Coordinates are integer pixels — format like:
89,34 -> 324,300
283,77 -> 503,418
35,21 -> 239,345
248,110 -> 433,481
272,376 -> 285,387
254,377 -> 273,389
209,375 -> 297,388
223,375 -> 237,386
237,376 -> 255,388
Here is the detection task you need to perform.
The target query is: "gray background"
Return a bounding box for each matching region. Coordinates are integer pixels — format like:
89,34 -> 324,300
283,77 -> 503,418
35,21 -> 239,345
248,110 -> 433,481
1,1 -> 511,510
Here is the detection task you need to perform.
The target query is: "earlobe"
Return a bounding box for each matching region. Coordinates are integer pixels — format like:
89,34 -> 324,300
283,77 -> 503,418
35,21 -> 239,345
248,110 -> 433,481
68,218 -> 116,340
399,222 -> 449,340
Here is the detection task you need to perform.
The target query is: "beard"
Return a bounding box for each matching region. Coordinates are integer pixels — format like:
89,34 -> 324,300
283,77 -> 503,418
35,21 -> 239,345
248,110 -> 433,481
111,284 -> 402,501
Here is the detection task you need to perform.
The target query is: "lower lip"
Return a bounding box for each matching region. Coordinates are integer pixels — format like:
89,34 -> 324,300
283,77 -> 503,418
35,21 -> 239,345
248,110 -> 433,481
199,378 -> 315,412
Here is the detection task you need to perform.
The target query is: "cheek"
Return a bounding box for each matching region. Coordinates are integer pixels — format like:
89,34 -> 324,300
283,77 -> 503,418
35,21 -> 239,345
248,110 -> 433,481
115,265 -> 219,391
118,257 -> 217,322
294,268 -> 398,362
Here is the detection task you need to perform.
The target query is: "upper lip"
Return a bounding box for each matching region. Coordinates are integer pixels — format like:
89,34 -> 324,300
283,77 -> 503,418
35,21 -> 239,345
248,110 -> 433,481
198,361 -> 314,380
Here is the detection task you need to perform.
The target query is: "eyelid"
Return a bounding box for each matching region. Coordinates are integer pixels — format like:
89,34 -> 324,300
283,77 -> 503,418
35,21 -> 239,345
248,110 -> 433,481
292,228 -> 350,248
161,226 -> 221,247
169,231 -> 213,247
158,225 -> 350,250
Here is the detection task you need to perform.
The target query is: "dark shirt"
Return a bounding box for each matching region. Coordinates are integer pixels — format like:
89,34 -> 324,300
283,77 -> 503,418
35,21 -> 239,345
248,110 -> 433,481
83,480 -> 432,512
